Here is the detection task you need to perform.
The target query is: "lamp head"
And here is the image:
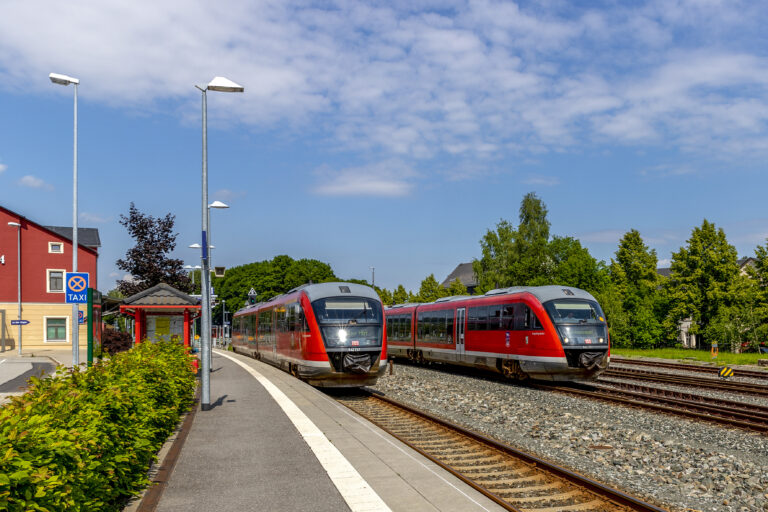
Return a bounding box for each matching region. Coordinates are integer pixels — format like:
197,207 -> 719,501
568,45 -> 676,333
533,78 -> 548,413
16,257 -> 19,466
8,222 -> 21,227
49,73 -> 79,86
207,76 -> 244,93
209,200 -> 229,209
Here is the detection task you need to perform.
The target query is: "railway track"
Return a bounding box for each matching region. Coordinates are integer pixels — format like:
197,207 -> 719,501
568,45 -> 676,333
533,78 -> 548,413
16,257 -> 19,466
600,367 -> 768,397
538,382 -> 768,434
336,390 -> 666,512
610,357 -> 768,380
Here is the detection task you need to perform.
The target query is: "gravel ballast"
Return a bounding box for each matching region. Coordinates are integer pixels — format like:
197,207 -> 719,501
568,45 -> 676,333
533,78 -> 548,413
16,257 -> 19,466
370,362 -> 768,512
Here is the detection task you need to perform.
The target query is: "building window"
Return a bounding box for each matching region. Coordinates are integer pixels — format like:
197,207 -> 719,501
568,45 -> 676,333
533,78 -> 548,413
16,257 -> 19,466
45,317 -> 68,343
49,242 -> 64,254
48,269 -> 65,293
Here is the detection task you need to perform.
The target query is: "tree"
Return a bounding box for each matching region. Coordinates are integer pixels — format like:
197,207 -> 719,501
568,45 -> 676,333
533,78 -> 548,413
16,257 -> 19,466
392,285 -> 409,304
607,230 -> 663,348
377,287 -> 393,306
473,192 -> 605,295
664,220 -> 740,346
212,255 -> 337,318
116,203 -> 192,296
513,192 -> 551,284
417,274 -> 448,303
445,278 -> 468,296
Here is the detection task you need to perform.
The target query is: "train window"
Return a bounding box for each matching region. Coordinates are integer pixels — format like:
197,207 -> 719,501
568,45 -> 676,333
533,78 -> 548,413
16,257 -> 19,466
446,311 -> 454,342
488,305 -> 502,330
502,305 -> 515,330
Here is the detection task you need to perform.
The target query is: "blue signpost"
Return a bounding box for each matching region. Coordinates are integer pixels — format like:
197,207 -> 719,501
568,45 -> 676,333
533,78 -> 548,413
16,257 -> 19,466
10,320 -> 29,326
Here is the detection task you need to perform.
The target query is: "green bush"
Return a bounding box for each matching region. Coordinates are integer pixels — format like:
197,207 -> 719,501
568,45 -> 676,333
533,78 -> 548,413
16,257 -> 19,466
0,340 -> 196,511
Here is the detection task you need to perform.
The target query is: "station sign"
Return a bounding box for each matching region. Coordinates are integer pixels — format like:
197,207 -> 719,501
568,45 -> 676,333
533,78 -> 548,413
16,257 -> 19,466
66,272 -> 90,304
10,319 -> 30,326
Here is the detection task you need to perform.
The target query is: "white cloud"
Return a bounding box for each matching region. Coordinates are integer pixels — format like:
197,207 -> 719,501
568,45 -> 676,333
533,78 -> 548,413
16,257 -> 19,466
312,161 -> 416,197
212,189 -> 246,202
79,212 -> 110,223
523,175 -> 560,186
17,175 -> 53,190
0,1 -> 766,162
0,163 -> 7,174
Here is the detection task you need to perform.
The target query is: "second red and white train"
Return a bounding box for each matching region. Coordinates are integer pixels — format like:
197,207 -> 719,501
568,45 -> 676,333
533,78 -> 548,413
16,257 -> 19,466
385,285 -> 610,381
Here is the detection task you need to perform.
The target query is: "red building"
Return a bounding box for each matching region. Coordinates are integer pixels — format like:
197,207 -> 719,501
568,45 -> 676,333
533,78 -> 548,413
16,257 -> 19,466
1,205 -> 99,352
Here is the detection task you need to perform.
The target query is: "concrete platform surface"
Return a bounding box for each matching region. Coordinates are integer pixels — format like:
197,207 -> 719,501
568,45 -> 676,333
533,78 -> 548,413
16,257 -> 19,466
154,349 -> 507,512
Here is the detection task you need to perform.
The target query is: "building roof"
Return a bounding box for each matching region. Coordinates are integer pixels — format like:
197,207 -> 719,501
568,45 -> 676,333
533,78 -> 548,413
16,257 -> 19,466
123,283 -> 200,306
441,262 -> 477,288
43,226 -> 101,248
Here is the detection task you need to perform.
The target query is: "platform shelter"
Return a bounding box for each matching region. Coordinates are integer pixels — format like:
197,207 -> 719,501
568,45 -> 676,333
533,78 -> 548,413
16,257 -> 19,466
119,283 -> 201,347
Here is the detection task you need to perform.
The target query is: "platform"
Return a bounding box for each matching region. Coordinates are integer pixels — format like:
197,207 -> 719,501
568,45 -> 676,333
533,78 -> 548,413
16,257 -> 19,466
150,349 -> 507,512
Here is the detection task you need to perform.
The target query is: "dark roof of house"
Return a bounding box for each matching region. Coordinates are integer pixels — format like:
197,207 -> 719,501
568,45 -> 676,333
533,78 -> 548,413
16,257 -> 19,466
441,262 -> 477,288
43,226 -> 101,248
657,268 -> 672,278
658,257 -> 755,279
123,283 -> 199,306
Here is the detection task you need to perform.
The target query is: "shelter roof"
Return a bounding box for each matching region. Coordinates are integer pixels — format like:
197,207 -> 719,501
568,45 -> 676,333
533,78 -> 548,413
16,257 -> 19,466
123,283 -> 200,307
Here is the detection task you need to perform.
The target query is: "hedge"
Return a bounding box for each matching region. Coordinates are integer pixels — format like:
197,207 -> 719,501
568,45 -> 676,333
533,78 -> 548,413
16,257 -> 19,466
0,340 -> 197,511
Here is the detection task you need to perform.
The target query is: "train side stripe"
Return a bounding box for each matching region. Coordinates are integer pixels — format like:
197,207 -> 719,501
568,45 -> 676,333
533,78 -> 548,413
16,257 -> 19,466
218,350 -> 392,512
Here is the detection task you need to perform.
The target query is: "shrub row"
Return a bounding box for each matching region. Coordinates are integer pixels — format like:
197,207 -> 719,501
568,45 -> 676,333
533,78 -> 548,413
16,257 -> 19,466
0,340 -> 197,511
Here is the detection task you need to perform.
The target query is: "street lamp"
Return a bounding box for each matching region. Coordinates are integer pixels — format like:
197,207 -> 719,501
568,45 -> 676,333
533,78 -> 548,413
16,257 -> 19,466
207,201 -> 229,274
7,222 -> 21,354
196,76 -> 243,411
49,72 -> 80,366
370,266 -> 375,287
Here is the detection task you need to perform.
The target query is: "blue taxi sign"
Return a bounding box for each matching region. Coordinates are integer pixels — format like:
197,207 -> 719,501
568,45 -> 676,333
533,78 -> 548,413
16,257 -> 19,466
66,272 -> 89,304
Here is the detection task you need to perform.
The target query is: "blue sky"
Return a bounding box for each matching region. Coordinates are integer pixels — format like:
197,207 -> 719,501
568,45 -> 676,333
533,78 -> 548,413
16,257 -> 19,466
1,0 -> 768,294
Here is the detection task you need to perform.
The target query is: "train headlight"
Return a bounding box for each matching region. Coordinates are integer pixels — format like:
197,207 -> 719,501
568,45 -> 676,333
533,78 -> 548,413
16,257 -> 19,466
563,337 -> 569,344
338,329 -> 348,344
599,337 -> 604,344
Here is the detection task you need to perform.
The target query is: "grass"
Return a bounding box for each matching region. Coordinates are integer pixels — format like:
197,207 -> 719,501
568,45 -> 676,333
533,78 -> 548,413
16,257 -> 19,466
611,347 -> 768,367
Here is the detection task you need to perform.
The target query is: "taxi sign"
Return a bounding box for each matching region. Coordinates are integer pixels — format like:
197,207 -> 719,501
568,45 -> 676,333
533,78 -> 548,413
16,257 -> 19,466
66,272 -> 90,303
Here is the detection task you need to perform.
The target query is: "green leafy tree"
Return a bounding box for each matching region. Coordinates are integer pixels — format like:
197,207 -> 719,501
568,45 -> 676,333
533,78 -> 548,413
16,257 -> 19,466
116,203 -> 192,296
473,218 -> 516,292
513,192 -> 551,285
445,278 -> 468,296
705,275 -> 765,352
377,287 -> 393,306
664,220 -> 740,346
607,230 -> 663,348
392,285 -> 409,304
417,274 -> 448,303
546,236 -> 608,291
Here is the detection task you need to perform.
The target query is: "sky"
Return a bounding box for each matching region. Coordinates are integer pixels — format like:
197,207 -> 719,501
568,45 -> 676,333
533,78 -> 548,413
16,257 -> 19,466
1,0 -> 768,294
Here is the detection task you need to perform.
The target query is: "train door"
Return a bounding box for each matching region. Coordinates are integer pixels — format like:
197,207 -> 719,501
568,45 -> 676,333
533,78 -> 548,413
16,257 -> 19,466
455,308 -> 466,357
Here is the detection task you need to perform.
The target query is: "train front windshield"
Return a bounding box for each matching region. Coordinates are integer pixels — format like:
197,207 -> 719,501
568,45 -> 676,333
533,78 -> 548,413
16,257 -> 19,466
543,300 -> 608,347
312,297 -> 383,349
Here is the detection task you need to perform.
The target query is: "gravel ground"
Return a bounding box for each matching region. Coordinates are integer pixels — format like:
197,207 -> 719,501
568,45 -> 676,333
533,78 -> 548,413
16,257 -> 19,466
370,362 -> 768,512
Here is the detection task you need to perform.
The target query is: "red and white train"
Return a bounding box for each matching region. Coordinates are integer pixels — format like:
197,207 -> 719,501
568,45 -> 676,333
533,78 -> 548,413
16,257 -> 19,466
385,286 -> 609,381
231,282 -> 387,387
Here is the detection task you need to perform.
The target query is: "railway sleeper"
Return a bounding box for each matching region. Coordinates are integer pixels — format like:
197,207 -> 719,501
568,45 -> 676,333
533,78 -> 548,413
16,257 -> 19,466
510,489 -> 581,504
493,482 -> 565,496
451,461 -> 516,473
441,456 -> 506,467
481,474 -> 547,488
525,499 -> 608,512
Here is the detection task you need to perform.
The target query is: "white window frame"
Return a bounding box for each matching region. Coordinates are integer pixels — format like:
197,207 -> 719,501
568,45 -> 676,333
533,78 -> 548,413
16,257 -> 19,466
47,268 -> 66,293
44,316 -> 70,343
48,242 -> 64,254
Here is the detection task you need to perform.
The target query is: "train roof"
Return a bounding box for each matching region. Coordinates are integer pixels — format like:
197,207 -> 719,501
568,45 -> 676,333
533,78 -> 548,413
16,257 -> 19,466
484,285 -> 598,303
385,286 -> 597,312
235,282 -> 381,316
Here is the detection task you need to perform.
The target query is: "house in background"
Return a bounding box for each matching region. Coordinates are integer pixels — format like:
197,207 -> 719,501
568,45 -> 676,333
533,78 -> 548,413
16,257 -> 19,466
441,262 -> 478,295
0,205 -> 99,353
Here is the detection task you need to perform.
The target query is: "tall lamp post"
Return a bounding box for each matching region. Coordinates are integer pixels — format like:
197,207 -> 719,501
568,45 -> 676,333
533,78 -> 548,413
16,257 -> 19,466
196,76 -> 243,411
370,266 -> 375,287
184,264 -> 202,343
8,222 -> 21,354
49,72 -> 81,366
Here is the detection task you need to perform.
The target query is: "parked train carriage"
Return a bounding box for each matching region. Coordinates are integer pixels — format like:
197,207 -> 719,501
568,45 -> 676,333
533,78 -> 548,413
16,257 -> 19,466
232,282 -> 387,387
385,286 -> 609,382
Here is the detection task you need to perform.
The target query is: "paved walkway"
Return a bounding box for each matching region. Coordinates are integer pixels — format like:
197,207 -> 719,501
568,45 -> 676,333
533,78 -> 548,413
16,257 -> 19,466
151,349 -> 506,512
